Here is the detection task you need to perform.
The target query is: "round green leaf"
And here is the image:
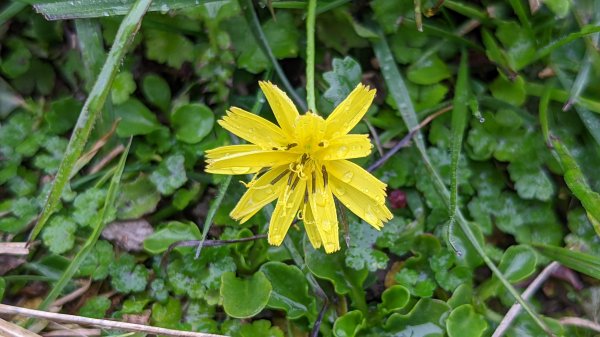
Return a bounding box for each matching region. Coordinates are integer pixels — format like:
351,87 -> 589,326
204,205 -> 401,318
143,221 -> 201,254
385,298 -> 451,337
220,271 -> 272,319
171,103 -> 214,144
259,261 -> 316,320
111,71 -> 137,105
447,304 -> 488,337
115,99 -> 161,137
498,245 -> 537,283
333,310 -> 365,337
407,54 -> 451,85
142,73 -> 171,112
381,285 -> 410,313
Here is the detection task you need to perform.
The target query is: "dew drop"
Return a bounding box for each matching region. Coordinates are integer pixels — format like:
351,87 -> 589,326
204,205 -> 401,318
337,145 -> 349,157
160,3 -> 170,13
479,117 -> 486,123
342,171 -> 354,183
335,186 -> 346,196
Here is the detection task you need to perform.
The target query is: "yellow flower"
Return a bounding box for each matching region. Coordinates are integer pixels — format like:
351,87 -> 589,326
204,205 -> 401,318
205,81 -> 392,253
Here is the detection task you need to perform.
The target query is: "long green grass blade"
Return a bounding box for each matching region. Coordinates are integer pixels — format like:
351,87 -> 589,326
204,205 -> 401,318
525,82 -> 600,114
533,244 -> 600,280
28,0 -> 152,243
194,175 -> 232,258
238,0 -> 307,112
32,0 -> 218,20
551,138 -> 600,232
36,139 -> 131,313
447,50 -> 469,252
0,1 -> 27,26
533,25 -> 600,63
371,28 -> 552,336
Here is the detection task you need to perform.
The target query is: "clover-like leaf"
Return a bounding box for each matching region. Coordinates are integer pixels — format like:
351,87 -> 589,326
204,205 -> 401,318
446,304 -> 488,337
42,216 -> 77,254
323,56 -> 362,107
78,240 -> 114,280
79,296 -> 111,318
171,103 -> 214,144
145,29 -> 194,68
109,253 -> 148,294
230,320 -> 284,337
111,71 -> 136,105
333,310 -> 366,337
151,297 -> 183,329
150,154 -> 187,195
73,187 -> 107,227
220,271 -> 272,319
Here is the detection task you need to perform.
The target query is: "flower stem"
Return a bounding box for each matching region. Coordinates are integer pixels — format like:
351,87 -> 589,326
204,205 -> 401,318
306,0 -> 317,113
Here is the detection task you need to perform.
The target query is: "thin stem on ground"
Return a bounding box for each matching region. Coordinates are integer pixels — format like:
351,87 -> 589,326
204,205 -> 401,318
305,0 -> 317,113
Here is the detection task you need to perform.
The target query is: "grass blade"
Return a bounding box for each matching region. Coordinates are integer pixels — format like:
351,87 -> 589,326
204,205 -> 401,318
36,139 -> 131,313
0,1 -> 27,26
194,176 -> 232,258
237,0 -> 307,112
533,244 -> 600,280
533,25 -> 600,63
551,138 -> 600,232
448,50 -> 469,252
32,0 -> 218,20
28,0 -> 152,243
371,28 -> 552,335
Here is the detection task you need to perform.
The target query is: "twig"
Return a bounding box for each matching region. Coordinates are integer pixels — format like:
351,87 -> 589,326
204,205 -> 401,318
51,279 -> 91,308
367,104 -> 452,172
491,262 -> 561,337
43,328 -> 101,337
559,317 -> 600,333
89,143 -> 125,174
0,242 -> 29,255
365,120 -> 384,157
0,304 -> 227,337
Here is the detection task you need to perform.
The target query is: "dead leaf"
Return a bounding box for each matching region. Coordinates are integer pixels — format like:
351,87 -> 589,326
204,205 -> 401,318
101,219 -> 153,252
0,256 -> 26,275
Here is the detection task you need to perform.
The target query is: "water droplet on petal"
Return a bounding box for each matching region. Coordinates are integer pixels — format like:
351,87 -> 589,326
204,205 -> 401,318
335,186 -> 346,196
342,171 -> 354,183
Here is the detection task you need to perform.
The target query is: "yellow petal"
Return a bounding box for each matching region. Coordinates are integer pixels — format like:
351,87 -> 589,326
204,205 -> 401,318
219,107 -> 289,148
302,203 -> 322,249
326,159 -> 387,199
308,164 -> 340,253
325,84 -> 376,137
230,166 -> 288,223
205,150 -> 298,174
268,178 -> 306,246
259,81 -> 299,136
329,175 -> 392,229
317,134 -> 373,161
205,144 -> 262,160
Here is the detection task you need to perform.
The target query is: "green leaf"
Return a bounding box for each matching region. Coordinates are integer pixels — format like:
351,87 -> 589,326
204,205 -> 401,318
407,54 -> 451,85
385,298 -> 451,337
142,73 -> 171,112
151,297 -> 183,329
150,278 -> 169,303
220,271 -> 272,319
171,103 -> 215,144
111,71 -> 137,105
115,99 -> 161,137
323,56 -> 362,107
380,285 -> 410,314
231,320 -> 284,337
149,154 -> 188,195
143,221 -> 201,254
45,97 -> 82,134
333,310 -> 365,337
42,216 -> 77,254
167,247 -> 236,304
489,75 -> 526,106
78,296 -> 111,318
231,11 -> 300,74
259,261 -> 316,320
446,304 -> 488,337
145,29 -> 194,68
498,245 -> 537,283
109,253 -> 149,293
77,240 -> 114,280
533,244 -> 600,280
370,0 -> 412,33
345,220 -> 389,272
508,161 -> 554,201
0,40 -> 31,79
544,0 -> 570,17
73,188 -> 107,227
116,174 -> 161,219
